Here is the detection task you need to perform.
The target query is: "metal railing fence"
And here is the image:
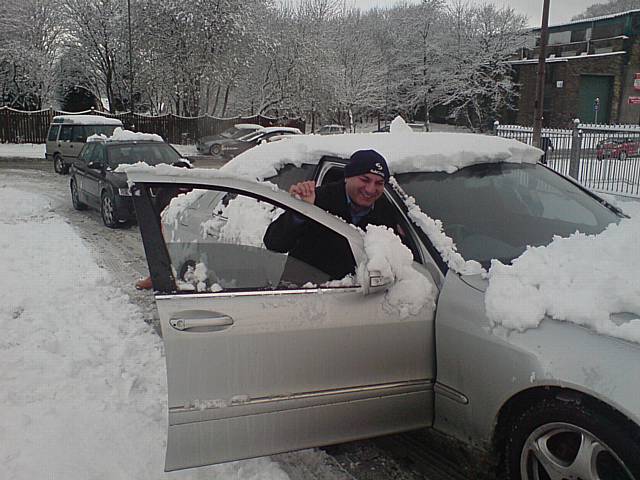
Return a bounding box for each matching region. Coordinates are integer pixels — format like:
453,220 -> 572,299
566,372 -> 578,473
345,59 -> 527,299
496,122 -> 640,198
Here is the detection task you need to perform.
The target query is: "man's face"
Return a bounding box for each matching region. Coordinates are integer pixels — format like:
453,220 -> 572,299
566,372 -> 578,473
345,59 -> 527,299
345,173 -> 385,210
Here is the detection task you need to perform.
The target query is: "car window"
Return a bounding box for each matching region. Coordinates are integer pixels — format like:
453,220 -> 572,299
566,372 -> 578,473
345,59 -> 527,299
79,143 -> 96,163
397,163 -> 621,267
93,144 -> 107,164
72,126 -> 87,142
264,163 -> 315,190
47,125 -> 60,141
162,189 -> 359,292
59,125 -> 73,141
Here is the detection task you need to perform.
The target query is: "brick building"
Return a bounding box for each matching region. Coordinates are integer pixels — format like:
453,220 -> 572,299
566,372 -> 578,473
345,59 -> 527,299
508,10 -> 640,128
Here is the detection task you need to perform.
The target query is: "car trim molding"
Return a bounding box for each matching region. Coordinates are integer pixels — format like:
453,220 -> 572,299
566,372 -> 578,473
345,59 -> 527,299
169,379 -> 433,421
156,286 -> 361,300
434,382 -> 469,405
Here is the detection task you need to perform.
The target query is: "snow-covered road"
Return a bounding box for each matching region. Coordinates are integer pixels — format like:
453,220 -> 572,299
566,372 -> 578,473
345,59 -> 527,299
0,169 -> 299,479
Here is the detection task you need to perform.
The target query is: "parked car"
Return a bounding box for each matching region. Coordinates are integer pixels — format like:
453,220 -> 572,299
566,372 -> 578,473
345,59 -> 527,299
46,115 -> 123,174
124,132 -> 638,479
316,124 -> 346,135
196,123 -> 263,156
70,132 -> 184,228
596,137 -> 640,160
216,126 -> 302,160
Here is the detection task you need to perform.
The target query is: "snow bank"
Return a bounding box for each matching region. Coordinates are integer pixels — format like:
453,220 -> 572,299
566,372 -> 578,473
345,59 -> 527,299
0,143 -> 45,159
0,182 -> 289,479
485,201 -> 640,344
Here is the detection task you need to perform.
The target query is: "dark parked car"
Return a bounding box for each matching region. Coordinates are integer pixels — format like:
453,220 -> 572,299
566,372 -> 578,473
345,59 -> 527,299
70,137 -> 185,228
596,137 -> 640,160
216,126 -> 302,160
196,123 -> 263,156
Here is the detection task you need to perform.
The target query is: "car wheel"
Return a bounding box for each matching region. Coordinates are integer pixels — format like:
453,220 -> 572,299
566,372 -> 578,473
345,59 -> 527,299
70,178 -> 87,210
505,397 -> 640,480
54,154 -> 69,175
101,191 -> 120,228
619,151 -> 628,161
209,144 -> 222,156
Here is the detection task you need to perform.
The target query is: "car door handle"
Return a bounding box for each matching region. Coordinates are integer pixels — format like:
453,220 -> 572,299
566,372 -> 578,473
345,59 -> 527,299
169,315 -> 234,332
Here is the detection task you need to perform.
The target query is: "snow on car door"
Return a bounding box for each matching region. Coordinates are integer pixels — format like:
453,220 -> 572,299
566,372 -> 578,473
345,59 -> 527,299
128,171 -> 436,471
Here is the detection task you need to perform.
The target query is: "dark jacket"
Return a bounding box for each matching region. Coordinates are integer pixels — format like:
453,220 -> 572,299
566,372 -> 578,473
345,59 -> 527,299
263,181 -> 398,283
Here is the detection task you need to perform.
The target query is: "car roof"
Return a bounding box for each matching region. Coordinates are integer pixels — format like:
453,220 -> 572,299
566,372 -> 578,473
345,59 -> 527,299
320,124 -> 345,129
222,128 -> 542,180
260,126 -> 302,134
233,123 -> 263,129
52,115 -> 123,126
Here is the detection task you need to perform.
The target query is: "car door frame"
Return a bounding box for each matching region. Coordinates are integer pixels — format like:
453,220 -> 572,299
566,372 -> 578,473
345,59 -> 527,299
128,169 -> 437,470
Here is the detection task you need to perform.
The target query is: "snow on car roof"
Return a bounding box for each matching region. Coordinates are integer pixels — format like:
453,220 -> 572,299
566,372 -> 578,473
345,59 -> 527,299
52,114 -> 123,125
222,127 -> 543,180
260,126 -> 303,134
233,123 -> 263,129
87,127 -> 164,143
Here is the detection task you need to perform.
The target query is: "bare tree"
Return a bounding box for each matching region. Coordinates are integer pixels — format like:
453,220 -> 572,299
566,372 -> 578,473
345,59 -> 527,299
573,0 -> 640,20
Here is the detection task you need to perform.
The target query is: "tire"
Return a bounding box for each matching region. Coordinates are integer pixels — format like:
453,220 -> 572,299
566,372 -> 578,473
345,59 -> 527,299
70,178 -> 86,210
209,144 -> 222,156
53,154 -> 69,175
101,191 -> 121,228
619,151 -> 628,161
505,397 -> 640,480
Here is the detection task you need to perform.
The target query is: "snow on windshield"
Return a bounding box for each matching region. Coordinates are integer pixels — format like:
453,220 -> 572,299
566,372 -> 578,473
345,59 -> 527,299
485,201 -> 640,344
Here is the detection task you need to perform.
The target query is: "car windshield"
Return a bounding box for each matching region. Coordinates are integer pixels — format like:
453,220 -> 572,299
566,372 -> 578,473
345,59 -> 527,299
107,143 -> 181,167
396,163 -> 621,268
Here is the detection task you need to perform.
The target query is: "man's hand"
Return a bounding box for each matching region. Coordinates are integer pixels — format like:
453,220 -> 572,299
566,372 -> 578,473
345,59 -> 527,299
289,181 -> 316,204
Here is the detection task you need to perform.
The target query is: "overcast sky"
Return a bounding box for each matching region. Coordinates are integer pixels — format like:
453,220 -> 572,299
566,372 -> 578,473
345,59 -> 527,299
344,0 -> 609,26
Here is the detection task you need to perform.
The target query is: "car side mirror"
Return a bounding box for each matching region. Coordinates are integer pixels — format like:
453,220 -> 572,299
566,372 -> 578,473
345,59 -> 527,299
362,269 -> 394,295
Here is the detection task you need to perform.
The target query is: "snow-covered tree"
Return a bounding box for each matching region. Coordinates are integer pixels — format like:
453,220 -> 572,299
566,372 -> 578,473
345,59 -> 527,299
573,0 -> 640,20
0,0 -> 65,109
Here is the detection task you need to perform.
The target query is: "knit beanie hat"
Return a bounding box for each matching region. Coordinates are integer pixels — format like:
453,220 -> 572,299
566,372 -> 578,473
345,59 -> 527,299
344,149 -> 390,182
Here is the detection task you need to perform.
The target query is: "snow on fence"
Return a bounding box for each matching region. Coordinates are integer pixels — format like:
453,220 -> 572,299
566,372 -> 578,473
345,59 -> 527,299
0,107 -> 305,145
496,122 -> 640,198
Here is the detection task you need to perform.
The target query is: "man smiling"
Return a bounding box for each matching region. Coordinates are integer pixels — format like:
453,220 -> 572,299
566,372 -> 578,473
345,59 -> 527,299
264,149 -> 400,283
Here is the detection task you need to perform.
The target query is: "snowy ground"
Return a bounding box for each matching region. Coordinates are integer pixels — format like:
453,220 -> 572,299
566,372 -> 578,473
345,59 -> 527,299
0,176 -> 296,479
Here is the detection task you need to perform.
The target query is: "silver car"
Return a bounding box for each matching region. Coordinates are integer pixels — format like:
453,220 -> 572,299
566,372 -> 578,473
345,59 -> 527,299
126,140 -> 639,479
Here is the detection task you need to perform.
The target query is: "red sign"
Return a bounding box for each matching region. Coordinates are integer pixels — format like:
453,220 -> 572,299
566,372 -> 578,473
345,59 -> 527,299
628,96 -> 640,105
635,73 -> 640,90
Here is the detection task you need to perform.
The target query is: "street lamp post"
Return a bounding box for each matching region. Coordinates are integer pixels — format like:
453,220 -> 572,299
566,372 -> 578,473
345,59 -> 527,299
127,0 -> 134,119
532,0 -> 551,149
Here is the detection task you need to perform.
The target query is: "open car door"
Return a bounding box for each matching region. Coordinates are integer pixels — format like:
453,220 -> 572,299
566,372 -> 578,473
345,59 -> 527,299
128,168 -> 436,471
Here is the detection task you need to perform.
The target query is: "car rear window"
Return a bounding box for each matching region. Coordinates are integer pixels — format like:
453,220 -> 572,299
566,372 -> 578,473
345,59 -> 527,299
107,143 -> 180,167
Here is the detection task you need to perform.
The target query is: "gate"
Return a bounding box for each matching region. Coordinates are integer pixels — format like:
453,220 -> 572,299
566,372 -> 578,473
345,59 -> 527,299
496,122 -> 640,198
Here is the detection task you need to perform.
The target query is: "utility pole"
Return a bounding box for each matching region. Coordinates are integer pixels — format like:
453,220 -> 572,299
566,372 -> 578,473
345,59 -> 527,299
127,0 -> 134,119
532,0 -> 551,149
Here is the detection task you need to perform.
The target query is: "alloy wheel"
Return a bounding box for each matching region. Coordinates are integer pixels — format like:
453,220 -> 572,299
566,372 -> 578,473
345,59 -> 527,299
520,422 -> 634,480
101,194 -> 115,226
